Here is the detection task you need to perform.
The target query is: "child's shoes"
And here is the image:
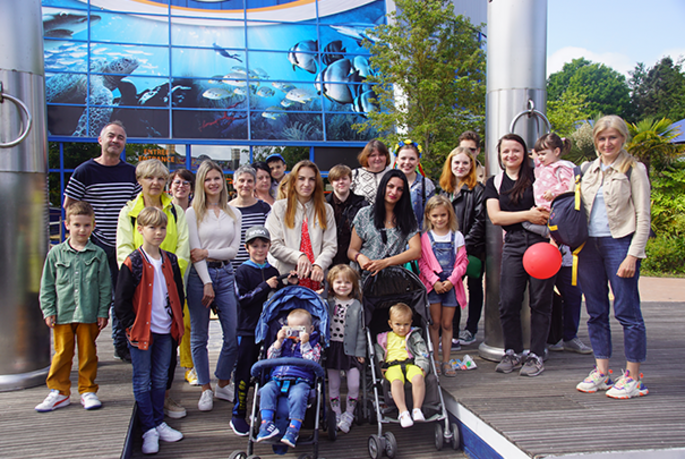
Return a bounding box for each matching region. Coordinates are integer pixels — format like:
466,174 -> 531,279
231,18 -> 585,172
281,426 -> 300,447
399,410 -> 414,428
35,390 -> 70,412
256,421 -> 279,442
156,422 -> 183,442
412,408 -> 425,422
142,427 -> 160,455
80,392 -> 102,410
338,411 -> 354,433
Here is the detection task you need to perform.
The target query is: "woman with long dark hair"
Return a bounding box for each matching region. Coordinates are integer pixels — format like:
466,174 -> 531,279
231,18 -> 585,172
484,134 -> 554,377
439,147 -> 486,347
348,169 -> 421,277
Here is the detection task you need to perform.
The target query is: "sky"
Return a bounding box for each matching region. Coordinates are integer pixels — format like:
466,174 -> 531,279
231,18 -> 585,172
547,0 -> 685,78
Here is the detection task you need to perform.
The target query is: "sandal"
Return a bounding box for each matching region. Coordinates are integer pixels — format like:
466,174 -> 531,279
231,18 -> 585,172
433,360 -> 441,375
442,362 -> 457,377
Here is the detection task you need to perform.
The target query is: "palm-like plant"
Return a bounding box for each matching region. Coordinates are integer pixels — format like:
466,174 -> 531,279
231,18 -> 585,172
626,117 -> 685,176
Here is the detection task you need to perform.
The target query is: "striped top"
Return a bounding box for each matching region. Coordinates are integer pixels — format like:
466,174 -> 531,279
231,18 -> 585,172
231,200 -> 271,270
64,159 -> 141,247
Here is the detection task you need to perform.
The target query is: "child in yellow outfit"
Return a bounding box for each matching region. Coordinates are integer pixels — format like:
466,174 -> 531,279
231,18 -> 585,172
375,303 -> 429,428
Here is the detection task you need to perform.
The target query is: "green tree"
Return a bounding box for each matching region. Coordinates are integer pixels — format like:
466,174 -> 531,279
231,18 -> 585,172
252,146 -> 309,166
548,58 -> 631,119
626,117 -> 685,176
629,57 -> 685,122
547,89 -> 590,137
354,0 -> 486,177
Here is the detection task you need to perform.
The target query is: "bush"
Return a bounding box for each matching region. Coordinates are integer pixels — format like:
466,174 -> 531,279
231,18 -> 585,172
643,236 -> 685,275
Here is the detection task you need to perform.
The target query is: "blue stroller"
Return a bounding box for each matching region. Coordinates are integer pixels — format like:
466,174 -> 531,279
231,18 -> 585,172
229,285 -> 333,459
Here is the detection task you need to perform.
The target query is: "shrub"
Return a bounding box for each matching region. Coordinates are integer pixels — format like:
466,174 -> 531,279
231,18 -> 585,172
643,236 -> 685,275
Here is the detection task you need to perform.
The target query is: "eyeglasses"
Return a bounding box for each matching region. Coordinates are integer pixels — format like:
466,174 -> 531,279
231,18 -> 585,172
172,180 -> 191,187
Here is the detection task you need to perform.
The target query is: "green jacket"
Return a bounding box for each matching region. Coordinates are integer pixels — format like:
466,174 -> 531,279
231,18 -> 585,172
39,239 -> 111,324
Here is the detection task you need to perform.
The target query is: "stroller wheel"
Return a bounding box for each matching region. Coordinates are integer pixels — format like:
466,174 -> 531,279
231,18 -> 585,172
434,423 -> 444,451
383,432 -> 397,459
368,434 -> 384,459
228,451 -> 248,459
327,411 -> 337,441
450,423 -> 461,450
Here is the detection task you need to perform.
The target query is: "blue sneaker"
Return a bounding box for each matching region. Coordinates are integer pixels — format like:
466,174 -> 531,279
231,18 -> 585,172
280,426 -> 299,448
256,421 -> 279,442
230,416 -> 250,437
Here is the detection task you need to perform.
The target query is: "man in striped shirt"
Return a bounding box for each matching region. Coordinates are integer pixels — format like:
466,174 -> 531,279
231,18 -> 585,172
63,120 -> 141,362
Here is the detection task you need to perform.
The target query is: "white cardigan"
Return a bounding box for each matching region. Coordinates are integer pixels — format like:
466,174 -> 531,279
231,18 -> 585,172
265,199 -> 337,275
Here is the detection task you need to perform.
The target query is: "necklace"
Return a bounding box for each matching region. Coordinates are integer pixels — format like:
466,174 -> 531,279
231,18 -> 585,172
208,202 -> 220,206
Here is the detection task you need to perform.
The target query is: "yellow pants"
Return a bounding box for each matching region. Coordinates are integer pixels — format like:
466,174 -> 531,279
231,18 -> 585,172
179,301 -> 193,368
384,364 -> 422,384
47,323 -> 100,396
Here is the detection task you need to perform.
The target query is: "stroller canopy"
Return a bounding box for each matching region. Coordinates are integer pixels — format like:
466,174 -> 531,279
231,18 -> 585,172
255,285 -> 330,347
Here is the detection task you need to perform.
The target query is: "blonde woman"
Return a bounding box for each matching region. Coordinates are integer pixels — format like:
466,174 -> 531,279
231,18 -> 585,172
265,160 -> 336,290
575,115 -> 651,399
186,160 -> 242,411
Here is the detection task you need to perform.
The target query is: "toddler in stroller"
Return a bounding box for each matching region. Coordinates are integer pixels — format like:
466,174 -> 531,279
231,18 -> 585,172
364,266 -> 459,458
230,285 -> 331,459
256,308 -> 322,447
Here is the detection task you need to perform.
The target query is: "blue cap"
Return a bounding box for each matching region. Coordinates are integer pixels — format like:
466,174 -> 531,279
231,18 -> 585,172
265,153 -> 286,164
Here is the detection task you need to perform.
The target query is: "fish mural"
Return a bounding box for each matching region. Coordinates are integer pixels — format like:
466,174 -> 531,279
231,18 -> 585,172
272,82 -> 297,93
352,89 -> 380,117
43,10 -> 101,50
315,58 -> 362,105
322,40 -> 346,66
203,87 -> 232,100
288,40 -> 318,74
285,88 -> 315,104
213,43 -> 243,62
256,86 -> 275,98
329,19 -> 382,45
262,107 -> 285,120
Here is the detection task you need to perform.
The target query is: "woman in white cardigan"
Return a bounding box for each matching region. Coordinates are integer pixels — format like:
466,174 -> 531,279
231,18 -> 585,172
265,160 -> 336,290
186,160 -> 241,412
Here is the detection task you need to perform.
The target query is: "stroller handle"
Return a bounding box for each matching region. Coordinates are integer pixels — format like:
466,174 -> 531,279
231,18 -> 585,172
251,357 -> 326,379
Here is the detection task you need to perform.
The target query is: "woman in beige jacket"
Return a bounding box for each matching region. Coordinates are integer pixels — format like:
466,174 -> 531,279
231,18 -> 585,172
265,160 -> 336,289
575,115 -> 651,400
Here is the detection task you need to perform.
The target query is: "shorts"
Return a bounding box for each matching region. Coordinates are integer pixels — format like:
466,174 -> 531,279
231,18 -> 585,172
384,364 -> 423,384
427,287 -> 458,307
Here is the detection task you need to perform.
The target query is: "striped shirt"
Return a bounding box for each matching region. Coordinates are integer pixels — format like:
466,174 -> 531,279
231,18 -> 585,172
64,159 -> 140,247
231,200 -> 271,270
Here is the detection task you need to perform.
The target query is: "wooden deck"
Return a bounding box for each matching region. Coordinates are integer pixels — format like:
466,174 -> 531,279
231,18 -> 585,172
1,299 -> 683,459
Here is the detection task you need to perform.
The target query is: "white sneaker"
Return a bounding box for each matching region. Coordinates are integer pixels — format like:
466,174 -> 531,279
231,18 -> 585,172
214,382 -> 234,402
142,427 -> 159,455
398,410 -> 414,428
80,392 -> 102,410
412,408 -> 425,422
338,411 -> 354,433
35,390 -> 70,412
156,422 -> 183,442
198,389 -> 214,411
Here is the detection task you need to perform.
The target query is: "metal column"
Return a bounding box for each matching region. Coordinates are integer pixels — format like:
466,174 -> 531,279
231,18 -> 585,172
479,0 -> 548,361
0,0 -> 51,390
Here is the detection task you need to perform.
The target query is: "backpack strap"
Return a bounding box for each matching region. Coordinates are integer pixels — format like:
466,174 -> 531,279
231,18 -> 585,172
494,172 -> 504,194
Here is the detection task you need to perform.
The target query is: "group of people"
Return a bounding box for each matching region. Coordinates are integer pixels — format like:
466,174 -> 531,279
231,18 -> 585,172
35,113 -> 650,455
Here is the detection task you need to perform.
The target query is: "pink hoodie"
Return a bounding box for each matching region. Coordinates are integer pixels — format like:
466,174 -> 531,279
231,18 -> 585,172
418,232 -> 468,308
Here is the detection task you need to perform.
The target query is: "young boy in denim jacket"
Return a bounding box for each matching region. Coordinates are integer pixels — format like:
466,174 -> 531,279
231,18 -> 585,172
114,207 -> 185,455
36,201 -> 111,412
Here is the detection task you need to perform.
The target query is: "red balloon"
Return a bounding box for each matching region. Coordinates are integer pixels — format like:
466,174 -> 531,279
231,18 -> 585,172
522,242 -> 562,279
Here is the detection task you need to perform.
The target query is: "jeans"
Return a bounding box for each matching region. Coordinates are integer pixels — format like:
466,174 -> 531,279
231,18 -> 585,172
259,380 -> 310,421
187,264 -> 238,385
91,236 -> 125,353
498,231 -> 555,357
129,332 -> 172,432
555,266 -> 583,342
577,236 -> 646,363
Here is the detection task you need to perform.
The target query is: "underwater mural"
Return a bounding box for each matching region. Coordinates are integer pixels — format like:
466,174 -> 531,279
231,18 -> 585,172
42,0 -> 384,142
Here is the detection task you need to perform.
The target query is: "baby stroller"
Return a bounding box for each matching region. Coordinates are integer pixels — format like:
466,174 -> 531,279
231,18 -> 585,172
229,285 -> 333,459
362,266 -> 459,459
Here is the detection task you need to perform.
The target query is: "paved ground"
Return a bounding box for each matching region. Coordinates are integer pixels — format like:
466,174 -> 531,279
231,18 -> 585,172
638,276 -> 685,302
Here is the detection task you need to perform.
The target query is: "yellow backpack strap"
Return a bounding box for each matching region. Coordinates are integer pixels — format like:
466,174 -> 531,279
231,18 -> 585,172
571,242 -> 585,286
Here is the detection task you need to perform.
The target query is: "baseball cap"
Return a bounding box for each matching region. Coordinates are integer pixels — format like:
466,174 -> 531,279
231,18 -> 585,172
245,225 -> 271,244
265,153 -> 286,164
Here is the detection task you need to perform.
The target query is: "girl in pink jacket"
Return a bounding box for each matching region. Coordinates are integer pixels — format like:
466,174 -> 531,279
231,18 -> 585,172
418,196 -> 468,377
